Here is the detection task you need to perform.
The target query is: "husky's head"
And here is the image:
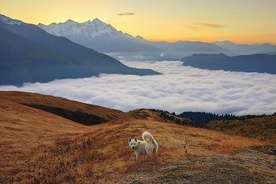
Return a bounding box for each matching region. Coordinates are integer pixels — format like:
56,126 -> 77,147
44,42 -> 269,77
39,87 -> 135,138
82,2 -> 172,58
128,138 -> 138,150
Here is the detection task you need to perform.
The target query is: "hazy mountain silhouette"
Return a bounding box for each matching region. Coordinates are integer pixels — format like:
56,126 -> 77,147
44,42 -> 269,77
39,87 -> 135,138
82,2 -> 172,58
182,53 -> 276,74
214,41 -> 276,55
149,41 -> 233,58
0,14 -> 159,85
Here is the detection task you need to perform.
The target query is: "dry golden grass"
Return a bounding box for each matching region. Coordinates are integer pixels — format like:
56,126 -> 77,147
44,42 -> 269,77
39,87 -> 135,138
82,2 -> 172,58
0,91 -> 270,183
2,118 -> 267,183
207,116 -> 276,143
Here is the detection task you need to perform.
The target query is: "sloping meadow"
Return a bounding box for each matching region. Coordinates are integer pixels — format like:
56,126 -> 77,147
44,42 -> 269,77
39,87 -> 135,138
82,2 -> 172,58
1,118 -> 267,183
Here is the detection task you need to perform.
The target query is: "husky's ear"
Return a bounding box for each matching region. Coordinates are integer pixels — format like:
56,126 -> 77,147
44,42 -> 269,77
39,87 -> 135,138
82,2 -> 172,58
128,138 -> 131,142
134,138 -> 137,141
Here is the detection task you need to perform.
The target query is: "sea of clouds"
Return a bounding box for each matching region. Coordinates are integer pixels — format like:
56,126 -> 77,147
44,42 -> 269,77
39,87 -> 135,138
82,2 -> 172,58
1,60 -> 275,116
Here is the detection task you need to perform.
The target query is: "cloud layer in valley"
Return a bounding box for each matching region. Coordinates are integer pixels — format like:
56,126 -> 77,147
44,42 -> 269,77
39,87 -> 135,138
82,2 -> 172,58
1,60 -> 275,116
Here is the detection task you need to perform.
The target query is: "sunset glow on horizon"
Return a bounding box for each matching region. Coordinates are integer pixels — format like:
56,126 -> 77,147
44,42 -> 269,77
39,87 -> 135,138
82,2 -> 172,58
1,0 -> 276,44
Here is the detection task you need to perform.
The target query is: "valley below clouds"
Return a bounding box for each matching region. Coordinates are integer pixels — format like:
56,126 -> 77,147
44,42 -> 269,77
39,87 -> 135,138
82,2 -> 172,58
1,60 -> 275,116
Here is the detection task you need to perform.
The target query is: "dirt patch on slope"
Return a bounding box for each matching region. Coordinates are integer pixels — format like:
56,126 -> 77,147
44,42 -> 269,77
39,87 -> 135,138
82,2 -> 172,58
123,147 -> 276,184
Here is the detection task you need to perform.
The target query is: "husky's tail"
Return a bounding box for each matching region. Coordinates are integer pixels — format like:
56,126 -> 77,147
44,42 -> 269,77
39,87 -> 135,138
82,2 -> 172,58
142,131 -> 159,154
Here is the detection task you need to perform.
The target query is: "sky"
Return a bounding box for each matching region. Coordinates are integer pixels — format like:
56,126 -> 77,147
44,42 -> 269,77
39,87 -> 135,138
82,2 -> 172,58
0,0 -> 276,44
1,60 -> 275,116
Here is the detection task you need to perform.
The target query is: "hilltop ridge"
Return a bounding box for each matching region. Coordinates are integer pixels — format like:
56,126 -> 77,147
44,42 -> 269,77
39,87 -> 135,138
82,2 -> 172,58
0,91 -> 131,125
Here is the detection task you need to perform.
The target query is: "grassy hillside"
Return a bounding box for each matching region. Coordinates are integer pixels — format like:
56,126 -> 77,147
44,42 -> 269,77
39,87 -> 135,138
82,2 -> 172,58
206,117 -> 276,143
150,109 -> 276,143
0,91 -> 274,183
0,91 -> 131,125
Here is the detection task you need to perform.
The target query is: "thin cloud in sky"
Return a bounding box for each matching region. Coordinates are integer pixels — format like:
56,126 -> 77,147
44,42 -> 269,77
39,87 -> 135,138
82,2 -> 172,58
198,23 -> 226,28
1,61 -> 275,116
187,26 -> 201,31
118,12 -> 135,16
186,23 -> 226,31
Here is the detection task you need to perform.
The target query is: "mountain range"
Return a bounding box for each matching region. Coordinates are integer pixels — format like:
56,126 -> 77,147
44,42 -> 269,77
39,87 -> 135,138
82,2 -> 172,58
0,14 -> 158,85
38,19 -> 233,58
39,18 -> 276,59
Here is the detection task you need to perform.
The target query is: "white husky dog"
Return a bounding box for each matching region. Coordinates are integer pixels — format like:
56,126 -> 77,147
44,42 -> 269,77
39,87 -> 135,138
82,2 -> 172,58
128,131 -> 158,160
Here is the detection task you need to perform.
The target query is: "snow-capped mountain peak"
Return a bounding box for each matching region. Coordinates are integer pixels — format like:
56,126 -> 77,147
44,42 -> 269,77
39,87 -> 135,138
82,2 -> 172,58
38,18 -> 159,52
38,18 -> 121,38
